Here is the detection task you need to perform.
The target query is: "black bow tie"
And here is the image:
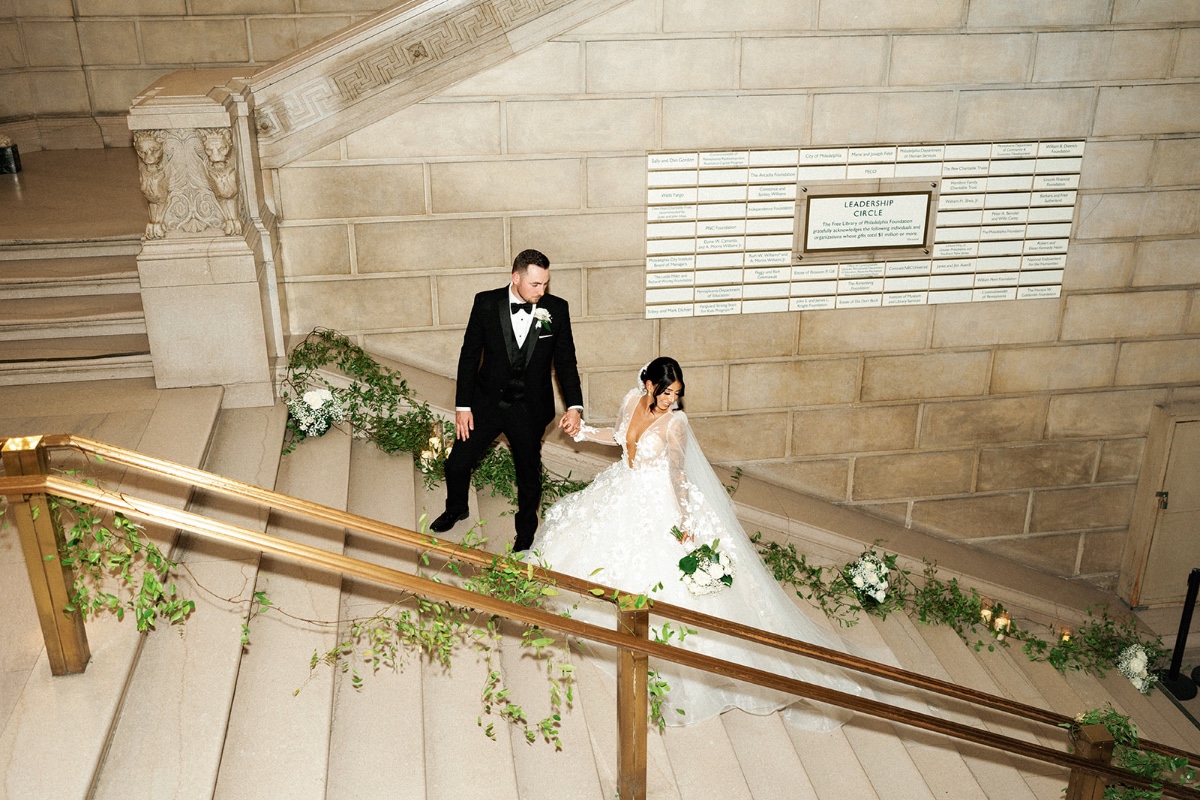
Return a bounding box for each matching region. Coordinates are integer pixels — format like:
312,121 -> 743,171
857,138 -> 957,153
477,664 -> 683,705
510,302 -> 533,314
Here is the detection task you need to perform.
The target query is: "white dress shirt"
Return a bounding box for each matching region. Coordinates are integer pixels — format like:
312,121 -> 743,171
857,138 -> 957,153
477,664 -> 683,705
509,287 -> 535,348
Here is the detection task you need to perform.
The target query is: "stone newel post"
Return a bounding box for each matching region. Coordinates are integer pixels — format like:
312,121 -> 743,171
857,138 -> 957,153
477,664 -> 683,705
128,70 -> 285,408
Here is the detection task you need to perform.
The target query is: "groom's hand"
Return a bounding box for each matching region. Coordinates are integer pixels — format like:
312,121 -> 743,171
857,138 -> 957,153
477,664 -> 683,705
455,410 -> 474,440
558,408 -> 582,437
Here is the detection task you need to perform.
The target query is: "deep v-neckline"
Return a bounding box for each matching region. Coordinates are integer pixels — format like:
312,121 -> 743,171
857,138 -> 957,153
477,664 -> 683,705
623,397 -> 671,468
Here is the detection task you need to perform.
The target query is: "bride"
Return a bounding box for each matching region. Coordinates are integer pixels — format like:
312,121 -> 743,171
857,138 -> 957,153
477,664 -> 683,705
531,357 -> 876,730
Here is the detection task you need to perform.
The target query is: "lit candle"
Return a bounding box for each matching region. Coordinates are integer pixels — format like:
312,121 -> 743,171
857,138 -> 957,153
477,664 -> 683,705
994,612 -> 1011,640
980,604 -> 993,625
1059,626 -> 1072,643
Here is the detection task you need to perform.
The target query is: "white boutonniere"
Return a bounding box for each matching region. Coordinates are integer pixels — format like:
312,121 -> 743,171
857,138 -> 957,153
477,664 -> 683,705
532,308 -> 552,332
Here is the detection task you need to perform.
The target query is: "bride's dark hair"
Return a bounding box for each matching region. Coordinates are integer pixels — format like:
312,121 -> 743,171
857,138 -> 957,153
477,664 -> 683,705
640,356 -> 685,410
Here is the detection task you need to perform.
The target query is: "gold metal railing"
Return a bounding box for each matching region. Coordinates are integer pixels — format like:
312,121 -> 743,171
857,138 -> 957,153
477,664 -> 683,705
3,433 -> 1198,800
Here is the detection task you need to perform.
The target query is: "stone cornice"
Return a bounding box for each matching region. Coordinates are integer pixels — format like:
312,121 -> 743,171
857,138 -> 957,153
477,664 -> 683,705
248,0 -> 631,168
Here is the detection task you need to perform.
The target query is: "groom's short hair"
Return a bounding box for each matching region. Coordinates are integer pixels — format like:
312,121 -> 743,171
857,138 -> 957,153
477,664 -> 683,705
513,249 -> 550,274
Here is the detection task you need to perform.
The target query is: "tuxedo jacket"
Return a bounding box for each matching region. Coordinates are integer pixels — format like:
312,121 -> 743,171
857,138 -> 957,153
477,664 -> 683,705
455,287 -> 583,429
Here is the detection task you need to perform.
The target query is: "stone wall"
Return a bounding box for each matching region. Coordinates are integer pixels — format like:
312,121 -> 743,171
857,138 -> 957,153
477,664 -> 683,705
281,0 -> 1198,589
0,0 -> 387,149
267,0 -> 1200,588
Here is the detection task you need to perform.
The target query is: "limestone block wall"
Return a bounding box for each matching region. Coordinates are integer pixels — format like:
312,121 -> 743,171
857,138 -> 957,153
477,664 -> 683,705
268,0 -> 1200,589
0,0 -> 387,149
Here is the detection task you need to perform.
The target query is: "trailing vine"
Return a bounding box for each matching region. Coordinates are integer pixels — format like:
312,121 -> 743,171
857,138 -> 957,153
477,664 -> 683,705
752,534 -> 1167,689
308,530 -> 576,747
282,328 -> 588,511
1065,706 -> 1200,799
50,486 -> 195,632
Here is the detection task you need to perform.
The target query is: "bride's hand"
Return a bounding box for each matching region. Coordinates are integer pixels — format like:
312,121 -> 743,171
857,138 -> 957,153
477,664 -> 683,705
678,528 -> 694,544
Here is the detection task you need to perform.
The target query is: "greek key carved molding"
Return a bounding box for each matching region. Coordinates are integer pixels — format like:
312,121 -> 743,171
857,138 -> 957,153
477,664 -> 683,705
253,0 -> 569,145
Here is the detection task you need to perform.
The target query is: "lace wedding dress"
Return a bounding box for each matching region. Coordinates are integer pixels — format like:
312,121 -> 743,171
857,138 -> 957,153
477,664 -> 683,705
532,388 -> 875,730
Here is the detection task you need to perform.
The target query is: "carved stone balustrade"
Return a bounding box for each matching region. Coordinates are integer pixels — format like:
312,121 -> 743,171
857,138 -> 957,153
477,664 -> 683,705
128,70 -> 282,408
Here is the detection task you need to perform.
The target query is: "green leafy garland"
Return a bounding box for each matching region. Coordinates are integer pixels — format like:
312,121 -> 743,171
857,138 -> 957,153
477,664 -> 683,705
282,328 -> 588,511
753,536 -> 1167,689
1066,706 -> 1200,799
26,462 -> 572,746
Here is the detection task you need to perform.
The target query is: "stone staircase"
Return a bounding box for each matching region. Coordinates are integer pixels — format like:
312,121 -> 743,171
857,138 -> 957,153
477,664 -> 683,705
0,148 -> 153,387
5,379 -> 1200,798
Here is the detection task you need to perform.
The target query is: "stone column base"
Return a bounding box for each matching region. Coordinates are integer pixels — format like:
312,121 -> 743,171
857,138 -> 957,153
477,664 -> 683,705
138,236 -> 274,408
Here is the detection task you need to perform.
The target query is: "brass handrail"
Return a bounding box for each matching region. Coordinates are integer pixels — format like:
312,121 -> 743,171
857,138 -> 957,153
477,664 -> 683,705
17,437 -> 1144,738
3,434 -> 1199,798
24,435 -> 1197,759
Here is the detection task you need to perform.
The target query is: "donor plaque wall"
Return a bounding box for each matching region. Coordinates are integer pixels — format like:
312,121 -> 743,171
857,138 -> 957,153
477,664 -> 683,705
643,140 -> 1085,319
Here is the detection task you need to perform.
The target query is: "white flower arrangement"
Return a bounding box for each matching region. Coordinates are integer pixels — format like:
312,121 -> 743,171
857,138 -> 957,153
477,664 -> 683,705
286,388 -> 344,438
1116,643 -> 1158,694
675,530 -> 734,596
845,552 -> 890,604
532,308 -> 552,331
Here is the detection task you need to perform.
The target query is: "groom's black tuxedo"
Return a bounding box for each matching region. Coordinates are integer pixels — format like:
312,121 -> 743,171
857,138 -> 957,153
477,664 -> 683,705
442,286 -> 582,549
455,287 -> 582,428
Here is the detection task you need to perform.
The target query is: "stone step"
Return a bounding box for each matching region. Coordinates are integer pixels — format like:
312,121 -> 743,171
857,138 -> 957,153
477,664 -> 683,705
0,351 -> 154,386
827,599 -> 994,800
211,427 -> 352,800
0,148 -> 145,246
0,333 -> 150,362
91,403 -> 289,800
469,488 -> 608,799
867,612 -> 1044,800
0,240 -> 141,265
0,293 -> 145,338
326,440 -> 427,799
906,621 -> 1067,800
0,239 -> 150,387
0,253 -> 139,298
0,384 -> 224,800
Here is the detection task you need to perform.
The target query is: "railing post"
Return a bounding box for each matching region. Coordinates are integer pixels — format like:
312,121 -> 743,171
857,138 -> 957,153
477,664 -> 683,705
1,436 -> 90,675
1065,723 -> 1116,800
616,599 -> 649,800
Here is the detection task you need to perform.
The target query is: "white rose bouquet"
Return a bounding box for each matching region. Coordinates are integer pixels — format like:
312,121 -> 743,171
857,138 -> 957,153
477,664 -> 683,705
845,552 -> 891,604
286,388 -> 345,439
1116,643 -> 1157,694
674,527 -> 734,596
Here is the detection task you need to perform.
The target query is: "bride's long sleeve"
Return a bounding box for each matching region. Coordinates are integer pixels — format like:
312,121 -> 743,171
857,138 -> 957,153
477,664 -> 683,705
572,423 -> 617,445
571,388 -> 638,447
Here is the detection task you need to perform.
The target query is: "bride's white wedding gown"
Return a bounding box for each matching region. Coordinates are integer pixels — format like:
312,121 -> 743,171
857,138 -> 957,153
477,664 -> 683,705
531,388 -> 875,730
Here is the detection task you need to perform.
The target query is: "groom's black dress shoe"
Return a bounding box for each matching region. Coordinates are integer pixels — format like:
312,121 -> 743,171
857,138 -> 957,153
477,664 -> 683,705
430,509 -> 469,533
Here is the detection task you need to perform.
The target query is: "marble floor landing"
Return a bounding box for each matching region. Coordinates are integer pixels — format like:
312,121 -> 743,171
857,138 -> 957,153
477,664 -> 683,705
0,148 -> 145,244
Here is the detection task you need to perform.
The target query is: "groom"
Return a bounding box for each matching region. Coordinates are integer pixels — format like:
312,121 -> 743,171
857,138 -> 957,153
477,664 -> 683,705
430,249 -> 583,552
